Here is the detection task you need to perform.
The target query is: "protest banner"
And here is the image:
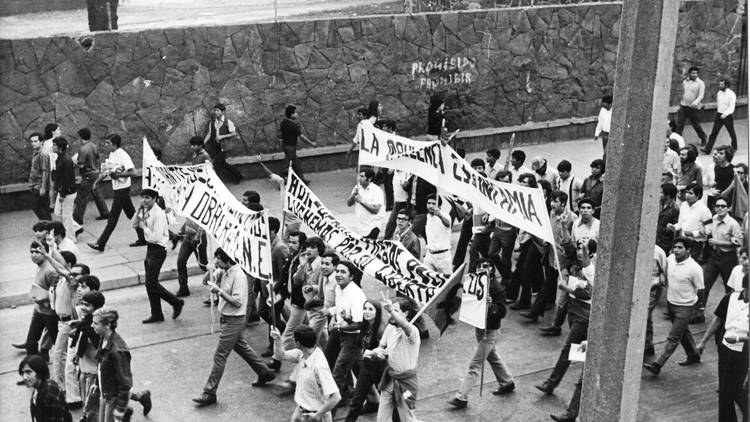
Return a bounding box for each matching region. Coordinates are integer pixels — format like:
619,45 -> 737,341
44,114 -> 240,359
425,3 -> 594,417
458,273 -> 489,329
283,167 -> 457,306
356,121 -> 554,243
142,140 -> 272,280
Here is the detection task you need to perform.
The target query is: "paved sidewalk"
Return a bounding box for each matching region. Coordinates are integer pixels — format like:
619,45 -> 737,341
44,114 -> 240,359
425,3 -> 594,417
1,119 -> 746,309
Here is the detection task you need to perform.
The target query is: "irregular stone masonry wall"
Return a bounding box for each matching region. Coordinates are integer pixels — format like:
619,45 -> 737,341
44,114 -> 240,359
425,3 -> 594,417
0,1 -> 744,184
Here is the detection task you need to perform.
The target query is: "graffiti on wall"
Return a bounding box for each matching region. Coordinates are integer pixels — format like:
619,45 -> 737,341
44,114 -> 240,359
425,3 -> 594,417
410,56 -> 477,89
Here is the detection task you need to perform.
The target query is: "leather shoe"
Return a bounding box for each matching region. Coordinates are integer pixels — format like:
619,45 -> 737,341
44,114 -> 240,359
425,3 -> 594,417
447,397 -> 468,408
644,346 -> 655,357
142,316 -> 165,324
519,312 -> 538,322
509,302 -> 530,310
87,242 -> 104,252
95,215 -> 110,221
267,359 -> 281,371
251,372 -> 275,387
678,356 -> 700,366
535,380 -> 555,394
550,413 -> 576,422
75,228 -> 84,237
67,401 -> 83,411
129,240 -> 148,247
136,390 -> 152,416
192,393 -> 216,407
12,342 -> 30,350
261,348 -> 274,358
492,382 -> 515,395
173,300 -> 184,319
175,288 -> 190,298
539,325 -> 562,336
643,362 -> 661,375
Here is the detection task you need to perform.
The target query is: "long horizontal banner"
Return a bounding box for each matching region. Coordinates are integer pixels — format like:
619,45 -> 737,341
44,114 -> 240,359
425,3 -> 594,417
357,122 -> 554,243
283,168 -> 454,305
142,140 -> 272,280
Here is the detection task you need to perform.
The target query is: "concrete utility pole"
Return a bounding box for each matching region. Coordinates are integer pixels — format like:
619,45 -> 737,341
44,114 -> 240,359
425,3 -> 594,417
579,1 -> 680,421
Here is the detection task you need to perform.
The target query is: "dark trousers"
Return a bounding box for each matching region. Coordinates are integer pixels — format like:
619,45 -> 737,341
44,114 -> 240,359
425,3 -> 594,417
258,292 -> 286,348
705,112 -> 737,151
96,187 -> 143,247
176,232 -> 208,289
509,242 -> 544,305
383,201 -> 409,241
655,303 -> 699,366
488,228 -> 516,282
345,359 -> 386,422
282,145 -> 305,180
600,131 -> 609,158
530,265 -> 557,317
552,299 -> 569,328
30,189 -> 52,221
73,172 -> 109,224
700,251 -> 738,310
468,232 -> 491,273
24,311 -> 58,355
212,151 -> 242,184
718,343 -> 748,422
676,105 -> 707,144
645,286 -> 662,350
86,0 -> 118,31
566,372 -> 583,418
452,217 -> 473,271
548,312 -> 588,387
326,330 -> 362,402
144,244 -> 179,319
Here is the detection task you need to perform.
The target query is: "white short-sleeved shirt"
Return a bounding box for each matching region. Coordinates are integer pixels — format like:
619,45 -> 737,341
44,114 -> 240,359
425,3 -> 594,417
572,217 -> 600,243
289,347 -> 339,412
666,255 -> 704,306
425,199 -> 452,252
103,148 -> 135,190
332,282 -> 366,328
355,183 -> 385,235
727,265 -> 745,292
380,323 -> 420,373
392,170 -> 410,203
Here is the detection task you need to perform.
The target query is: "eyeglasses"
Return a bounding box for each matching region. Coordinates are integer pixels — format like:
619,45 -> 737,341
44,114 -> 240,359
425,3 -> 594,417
715,204 -> 728,208
478,263 -> 492,268
396,216 -> 409,221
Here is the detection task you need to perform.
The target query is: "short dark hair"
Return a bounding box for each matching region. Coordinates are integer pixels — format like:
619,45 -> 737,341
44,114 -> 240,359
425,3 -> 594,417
140,188 -> 159,199
396,208 -> 412,220
73,264 -> 90,275
511,150 -> 526,163
18,355 -> 49,380
321,251 -> 340,266
247,203 -> 263,212
28,132 -> 43,142
288,230 -> 308,249
60,250 -> 77,267
78,275 -> 100,291
602,95 -> 613,104
285,105 -> 296,118
338,260 -> 362,286
213,248 -> 235,265
518,173 -> 537,188
590,159 -> 605,173
44,123 -> 59,140
426,193 -> 438,202
243,190 -> 260,204
470,158 -> 485,169
213,103 -> 226,111
550,190 -> 568,205
31,240 -> 49,253
715,145 -> 735,162
719,78 -> 730,87
686,183 -> 703,198
391,296 -> 418,320
486,148 -> 500,159
668,119 -> 677,131
661,182 -> 677,199
268,216 -> 280,234
557,160 -> 572,173
81,291 -> 105,309
293,325 -> 317,348
105,134 -> 121,148
356,107 -> 368,117
680,146 -> 697,163
735,163 -> 748,174
189,136 -> 203,146
32,220 -> 50,233
476,257 -> 496,274
673,236 -> 693,249
77,128 -> 91,140
494,169 -> 511,182
688,66 -> 699,73
306,236 -> 326,255
578,197 -> 595,208
48,220 -> 66,238
367,100 -> 380,119
53,137 -> 68,153
360,168 -> 375,181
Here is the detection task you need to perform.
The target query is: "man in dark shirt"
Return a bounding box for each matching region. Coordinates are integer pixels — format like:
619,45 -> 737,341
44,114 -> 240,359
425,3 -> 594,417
73,128 -> 109,229
28,133 -> 52,220
656,183 -> 680,254
280,105 -> 315,184
203,103 -> 242,184
580,159 -> 605,219
53,138 -> 78,242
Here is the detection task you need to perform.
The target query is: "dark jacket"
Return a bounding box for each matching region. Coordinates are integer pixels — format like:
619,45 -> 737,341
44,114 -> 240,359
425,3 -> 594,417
30,379 -> 71,422
70,314 -> 99,359
97,331 -> 133,412
54,154 -> 77,197
486,277 -> 506,330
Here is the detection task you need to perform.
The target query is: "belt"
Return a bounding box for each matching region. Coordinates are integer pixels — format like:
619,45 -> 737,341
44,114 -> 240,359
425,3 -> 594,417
59,315 -> 72,322
428,249 -> 449,254
340,330 -> 360,335
298,405 -> 314,414
147,242 -> 166,249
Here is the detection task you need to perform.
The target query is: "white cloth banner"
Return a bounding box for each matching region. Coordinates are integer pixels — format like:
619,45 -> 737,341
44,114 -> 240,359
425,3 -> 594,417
357,121 -> 554,243
283,168 -> 450,306
459,273 -> 489,329
142,140 -> 273,280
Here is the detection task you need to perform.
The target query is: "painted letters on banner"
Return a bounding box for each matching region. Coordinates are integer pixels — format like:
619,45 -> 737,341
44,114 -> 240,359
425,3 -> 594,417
142,140 -> 272,280
459,273 -> 488,329
357,122 -> 554,243
283,168 -> 449,306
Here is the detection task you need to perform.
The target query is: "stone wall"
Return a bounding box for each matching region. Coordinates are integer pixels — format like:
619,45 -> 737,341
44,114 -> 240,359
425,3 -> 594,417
0,0 -> 745,185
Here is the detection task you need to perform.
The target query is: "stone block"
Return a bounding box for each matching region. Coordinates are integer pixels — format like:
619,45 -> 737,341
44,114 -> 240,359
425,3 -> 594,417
12,40 -> 38,73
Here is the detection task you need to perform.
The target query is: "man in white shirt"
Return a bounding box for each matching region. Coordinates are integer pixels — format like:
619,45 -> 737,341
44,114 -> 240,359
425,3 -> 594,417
423,193 -> 453,274
667,119 -> 686,148
572,198 -> 600,243
644,237 -> 704,375
508,150 -> 533,185
594,95 -> 612,156
383,169 -> 412,240
675,66 -> 707,145
485,148 -> 503,180
346,168 -> 385,239
135,189 -> 184,324
556,160 -> 582,213
87,134 -> 145,251
727,247 -> 748,292
662,138 -> 680,184
703,78 -> 738,152
667,184 -> 712,263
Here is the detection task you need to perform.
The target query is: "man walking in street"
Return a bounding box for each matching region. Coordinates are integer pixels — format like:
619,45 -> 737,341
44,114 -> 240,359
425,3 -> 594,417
703,78 -> 738,152
52,138 -> 78,242
193,248 -> 275,407
204,103 -> 242,184
423,193 -> 453,274
675,66 -> 707,145
73,128 -> 109,229
28,132 -> 52,221
280,105 -> 315,184
347,168 -> 385,239
135,189 -> 184,324
88,134 -> 145,251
